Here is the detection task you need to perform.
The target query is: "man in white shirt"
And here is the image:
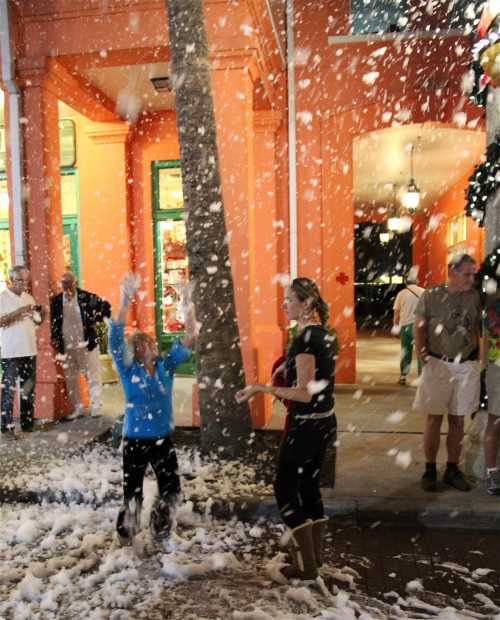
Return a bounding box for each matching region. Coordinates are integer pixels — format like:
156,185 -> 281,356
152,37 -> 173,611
393,274 -> 425,385
0,266 -> 45,438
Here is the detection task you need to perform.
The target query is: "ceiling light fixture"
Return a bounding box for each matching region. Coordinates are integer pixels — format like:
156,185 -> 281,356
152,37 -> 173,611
150,76 -> 172,93
401,143 -> 420,211
388,217 -> 402,232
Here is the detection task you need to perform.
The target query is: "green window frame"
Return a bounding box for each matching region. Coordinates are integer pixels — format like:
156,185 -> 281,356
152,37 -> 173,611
0,168 -> 81,282
152,159 -> 195,375
0,118 -> 76,172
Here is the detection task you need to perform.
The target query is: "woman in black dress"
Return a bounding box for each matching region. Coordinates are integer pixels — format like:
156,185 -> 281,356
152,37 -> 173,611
236,277 -> 336,582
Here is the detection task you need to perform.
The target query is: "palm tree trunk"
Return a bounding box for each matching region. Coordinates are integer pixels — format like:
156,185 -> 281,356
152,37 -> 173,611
165,0 -> 253,456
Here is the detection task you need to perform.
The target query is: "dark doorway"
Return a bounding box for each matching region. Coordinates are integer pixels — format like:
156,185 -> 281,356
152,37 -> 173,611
354,222 -> 412,330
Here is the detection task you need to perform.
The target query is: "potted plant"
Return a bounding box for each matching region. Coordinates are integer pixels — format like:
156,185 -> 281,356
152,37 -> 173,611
96,322 -> 118,383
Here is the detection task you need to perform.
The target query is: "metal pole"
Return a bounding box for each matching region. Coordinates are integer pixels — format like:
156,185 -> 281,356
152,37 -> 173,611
286,0 -> 298,279
0,0 -> 26,266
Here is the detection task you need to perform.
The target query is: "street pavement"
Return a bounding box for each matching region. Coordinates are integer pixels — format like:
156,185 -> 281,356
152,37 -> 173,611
140,523 -> 500,619
1,429 -> 499,618
1,334 -> 499,530
2,384 -> 499,529
1,358 -> 500,619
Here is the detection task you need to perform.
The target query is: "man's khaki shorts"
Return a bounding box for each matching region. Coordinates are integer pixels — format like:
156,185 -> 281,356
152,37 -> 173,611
486,362 -> 500,417
413,357 -> 480,417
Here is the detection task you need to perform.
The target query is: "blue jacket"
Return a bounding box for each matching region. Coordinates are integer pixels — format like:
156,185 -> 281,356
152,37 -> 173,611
109,320 -> 191,440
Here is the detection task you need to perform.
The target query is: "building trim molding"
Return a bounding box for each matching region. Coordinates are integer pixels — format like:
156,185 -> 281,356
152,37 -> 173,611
87,125 -> 130,144
328,29 -> 466,46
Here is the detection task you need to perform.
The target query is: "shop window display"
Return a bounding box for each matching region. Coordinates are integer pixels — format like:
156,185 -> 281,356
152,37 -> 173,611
0,171 -> 80,286
158,167 -> 184,211
152,161 -> 194,374
0,178 -> 10,290
158,219 -> 188,333
0,229 -> 10,291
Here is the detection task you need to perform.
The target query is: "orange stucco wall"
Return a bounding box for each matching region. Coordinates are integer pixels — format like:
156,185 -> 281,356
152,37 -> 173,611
72,117 -> 131,310
128,112 -> 180,334
418,170 -> 485,287
292,0 -> 484,381
67,99 -> 286,427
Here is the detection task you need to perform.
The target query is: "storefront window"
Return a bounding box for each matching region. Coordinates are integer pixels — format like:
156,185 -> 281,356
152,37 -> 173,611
0,228 -> 10,291
158,219 -> 188,333
153,161 -> 189,336
158,167 -> 184,210
0,125 -> 5,173
153,161 -> 194,375
0,178 -> 10,291
61,172 -> 78,215
63,233 -> 73,271
447,213 -> 467,247
350,0 -> 473,34
0,171 -> 80,285
0,119 -> 76,172
350,0 -> 408,34
59,119 -> 76,168
0,177 -> 8,220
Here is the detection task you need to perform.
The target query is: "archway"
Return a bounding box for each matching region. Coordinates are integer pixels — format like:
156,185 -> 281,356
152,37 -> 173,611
352,122 -> 486,386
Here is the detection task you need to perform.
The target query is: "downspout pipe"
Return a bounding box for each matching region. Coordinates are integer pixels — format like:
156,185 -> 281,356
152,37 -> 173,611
0,0 -> 26,266
286,0 -> 298,280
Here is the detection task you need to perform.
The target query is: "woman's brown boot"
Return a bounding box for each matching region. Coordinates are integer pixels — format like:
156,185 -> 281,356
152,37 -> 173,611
311,517 -> 329,567
281,521 -> 318,581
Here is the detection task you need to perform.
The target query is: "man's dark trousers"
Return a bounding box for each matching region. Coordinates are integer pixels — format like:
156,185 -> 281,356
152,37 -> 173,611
0,356 -> 36,432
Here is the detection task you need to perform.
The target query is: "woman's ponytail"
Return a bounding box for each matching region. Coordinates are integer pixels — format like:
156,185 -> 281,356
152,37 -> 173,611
315,296 -> 329,328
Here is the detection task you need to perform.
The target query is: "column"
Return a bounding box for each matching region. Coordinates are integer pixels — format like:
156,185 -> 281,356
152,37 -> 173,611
83,123 -> 130,310
17,57 -> 66,420
210,53 -> 258,418
320,112 -> 356,383
296,114 -> 324,279
253,111 -> 285,426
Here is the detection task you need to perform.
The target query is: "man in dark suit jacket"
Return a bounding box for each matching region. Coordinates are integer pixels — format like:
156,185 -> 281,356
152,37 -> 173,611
50,272 -> 111,418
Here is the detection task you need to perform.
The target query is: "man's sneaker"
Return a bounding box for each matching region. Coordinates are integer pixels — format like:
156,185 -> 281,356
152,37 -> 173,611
421,470 -> 438,492
443,467 -> 471,492
486,469 -> 500,496
67,405 -> 85,420
398,376 -> 407,386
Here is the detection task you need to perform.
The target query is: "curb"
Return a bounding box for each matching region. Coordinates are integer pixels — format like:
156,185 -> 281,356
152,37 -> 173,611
2,485 -> 499,530
0,487 -> 121,506
207,494 -> 500,530
3,419 -> 499,531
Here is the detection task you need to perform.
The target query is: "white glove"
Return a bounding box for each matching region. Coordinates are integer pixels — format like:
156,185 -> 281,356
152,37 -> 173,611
120,273 -> 140,305
178,282 -> 194,315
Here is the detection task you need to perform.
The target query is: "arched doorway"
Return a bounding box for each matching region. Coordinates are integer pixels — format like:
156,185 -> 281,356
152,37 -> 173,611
352,123 -> 486,385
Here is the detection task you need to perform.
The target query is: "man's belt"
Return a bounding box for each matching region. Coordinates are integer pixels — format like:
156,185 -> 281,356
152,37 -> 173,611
293,410 -> 335,420
428,350 -> 479,364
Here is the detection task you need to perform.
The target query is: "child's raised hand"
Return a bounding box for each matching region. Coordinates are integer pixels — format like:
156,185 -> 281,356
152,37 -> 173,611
120,273 -> 140,305
178,282 -> 194,314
